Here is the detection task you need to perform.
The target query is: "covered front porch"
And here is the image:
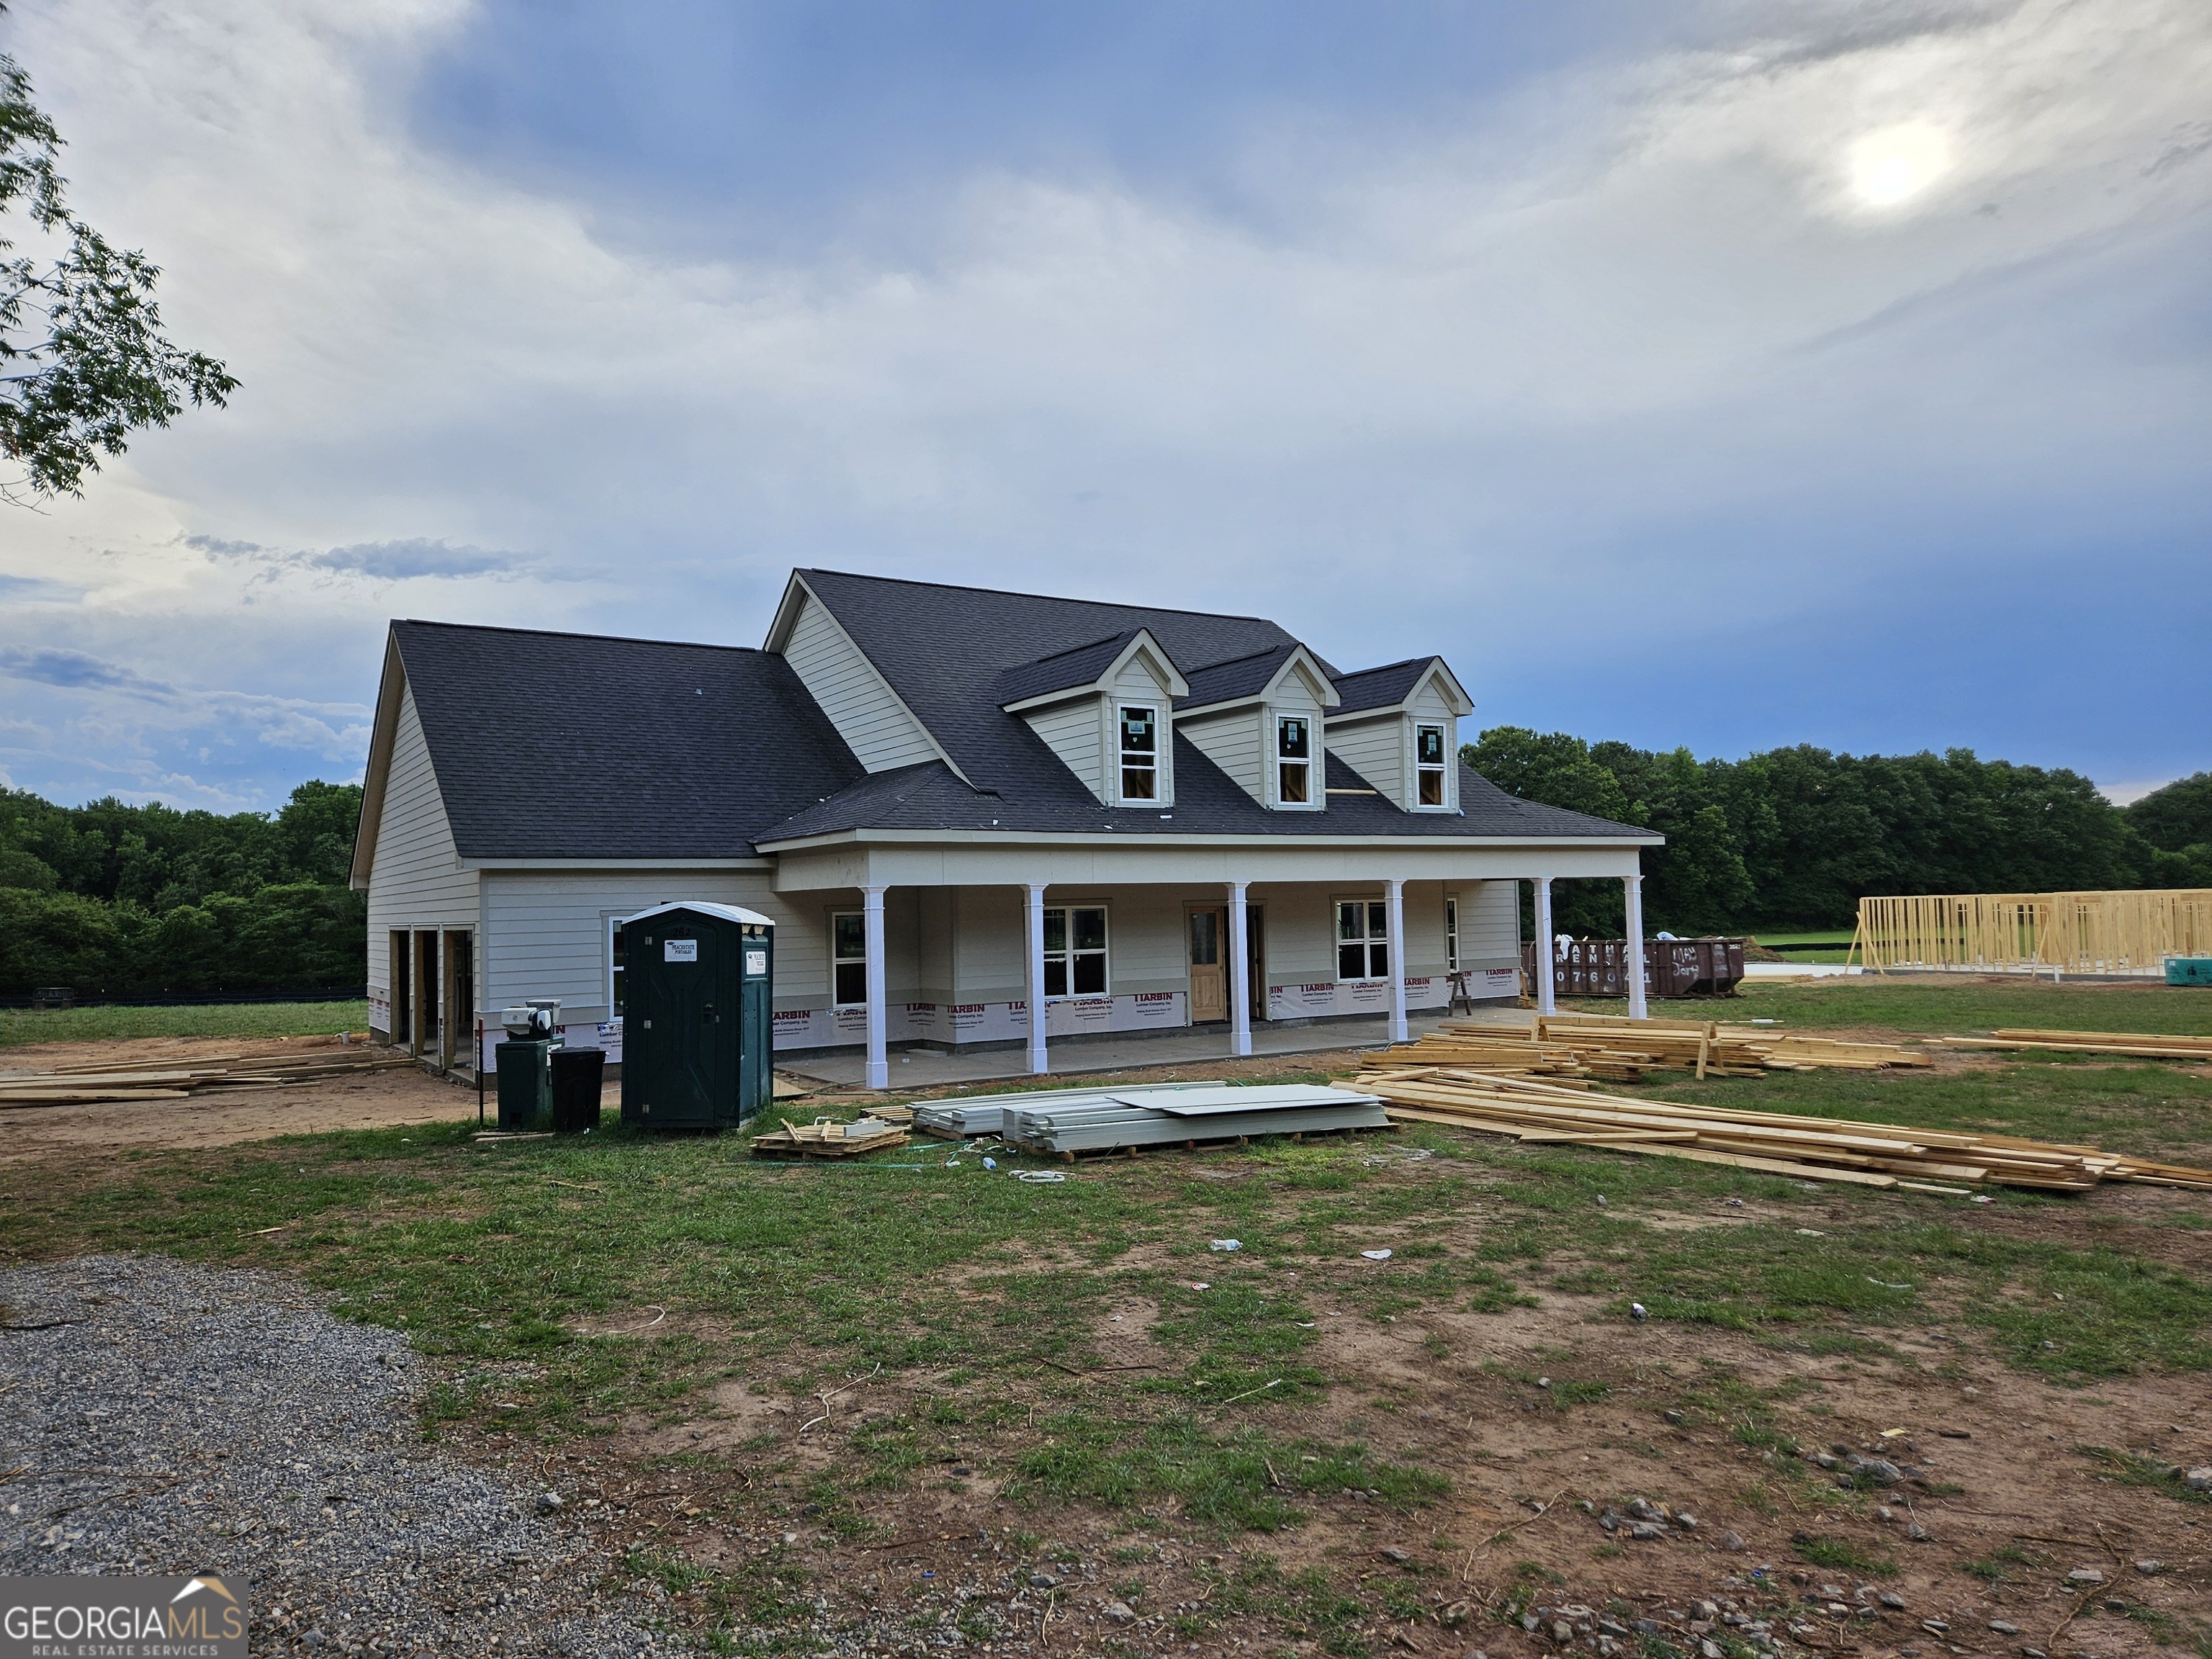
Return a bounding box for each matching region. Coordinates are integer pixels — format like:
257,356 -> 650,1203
762,834 -> 1653,1089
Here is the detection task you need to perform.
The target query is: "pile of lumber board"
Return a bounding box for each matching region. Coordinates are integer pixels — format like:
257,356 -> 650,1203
1938,1028 -> 2212,1062
0,1044 -> 413,1110
1367,1012 -> 1931,1083
750,1116 -> 912,1159
1347,1065 -> 2212,1193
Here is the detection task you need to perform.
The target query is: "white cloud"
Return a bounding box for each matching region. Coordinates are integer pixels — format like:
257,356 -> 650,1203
0,0 -> 2206,803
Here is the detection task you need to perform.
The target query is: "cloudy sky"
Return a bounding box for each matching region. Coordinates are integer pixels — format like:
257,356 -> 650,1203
2,0 -> 2207,813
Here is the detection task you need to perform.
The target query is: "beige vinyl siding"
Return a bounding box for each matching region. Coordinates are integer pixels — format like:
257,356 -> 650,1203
480,868 -> 810,1022
365,683 -> 480,1004
1022,695 -> 1107,801
1259,885 -> 1339,983
952,886 -> 1026,1002
916,888 -> 956,1004
781,592 -> 940,772
1454,880 -> 1521,966
1178,707 -> 1264,801
1324,714 -> 1406,806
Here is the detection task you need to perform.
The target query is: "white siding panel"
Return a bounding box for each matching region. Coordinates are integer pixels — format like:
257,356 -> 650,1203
1259,885 -> 1339,982
1022,696 -> 1107,801
1180,709 -> 1263,800
1457,880 -> 1521,966
1326,715 -> 1406,806
365,683 -> 480,1003
783,593 -> 939,772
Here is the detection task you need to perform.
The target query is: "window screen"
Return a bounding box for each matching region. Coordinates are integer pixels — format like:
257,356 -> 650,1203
1044,906 -> 1109,997
1336,899 -> 1390,981
832,912 -> 868,1007
1277,716 -> 1310,805
1119,706 -> 1157,800
1416,723 -> 1447,806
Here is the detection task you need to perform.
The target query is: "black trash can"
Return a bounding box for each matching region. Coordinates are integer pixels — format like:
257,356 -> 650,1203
549,1048 -> 606,1133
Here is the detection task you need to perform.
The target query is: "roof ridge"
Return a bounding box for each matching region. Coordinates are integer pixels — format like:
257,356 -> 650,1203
1012,626 -> 1144,668
1336,654 -> 1436,678
800,567 -> 1281,629
395,619 -> 761,655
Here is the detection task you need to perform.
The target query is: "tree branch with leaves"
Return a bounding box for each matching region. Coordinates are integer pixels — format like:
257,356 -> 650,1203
1,14 -> 235,505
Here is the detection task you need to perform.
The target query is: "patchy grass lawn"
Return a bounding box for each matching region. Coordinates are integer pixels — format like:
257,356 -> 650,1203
4,979 -> 2211,1655
0,999 -> 369,1049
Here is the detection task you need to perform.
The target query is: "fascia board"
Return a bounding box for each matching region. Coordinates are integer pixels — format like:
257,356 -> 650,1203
757,826 -> 1664,853
1269,647 -> 1342,709
462,857 -> 775,871
760,570 -> 813,652
347,631 -> 408,891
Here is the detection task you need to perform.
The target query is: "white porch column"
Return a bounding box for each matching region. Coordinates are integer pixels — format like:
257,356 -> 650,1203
1624,872 -> 1649,1020
863,884 -> 889,1090
1226,881 -> 1252,1057
1024,883 -> 1049,1076
1385,878 -> 1408,1044
1533,876 -> 1557,1016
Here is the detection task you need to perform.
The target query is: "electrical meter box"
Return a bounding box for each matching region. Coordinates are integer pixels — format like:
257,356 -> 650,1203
619,902 -> 774,1130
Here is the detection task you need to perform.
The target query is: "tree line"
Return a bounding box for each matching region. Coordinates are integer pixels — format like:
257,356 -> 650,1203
1463,730 -> 2212,938
0,783 -> 366,997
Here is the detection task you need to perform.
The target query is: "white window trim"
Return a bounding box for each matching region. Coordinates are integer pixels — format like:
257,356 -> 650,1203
1413,719 -> 1452,811
1332,893 -> 1392,984
1445,894 -> 1460,973
1114,701 -> 1167,806
1272,708 -> 1321,811
1042,902 -> 1112,1000
830,909 -> 869,1009
605,912 -> 629,1018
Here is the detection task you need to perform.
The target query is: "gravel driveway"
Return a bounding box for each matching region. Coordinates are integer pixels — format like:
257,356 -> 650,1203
0,1255 -> 676,1657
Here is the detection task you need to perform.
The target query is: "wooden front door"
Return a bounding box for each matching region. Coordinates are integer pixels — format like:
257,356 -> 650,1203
1189,907 -> 1228,1022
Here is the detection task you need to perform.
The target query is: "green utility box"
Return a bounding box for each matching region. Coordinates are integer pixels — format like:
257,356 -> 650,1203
619,902 -> 775,1130
2168,957 -> 2212,986
495,1038 -> 555,1129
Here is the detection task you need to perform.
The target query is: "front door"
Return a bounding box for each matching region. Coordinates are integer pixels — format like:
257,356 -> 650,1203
1189,907 -> 1227,1022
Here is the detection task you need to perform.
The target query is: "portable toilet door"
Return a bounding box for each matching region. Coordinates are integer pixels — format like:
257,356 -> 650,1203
738,919 -> 773,1120
619,902 -> 773,1130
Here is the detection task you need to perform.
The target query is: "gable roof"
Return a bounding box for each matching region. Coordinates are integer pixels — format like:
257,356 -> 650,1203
1330,655 -> 1473,716
370,621 -> 865,862
791,570 -> 1300,794
1176,641 -> 1341,714
994,626 -> 1190,710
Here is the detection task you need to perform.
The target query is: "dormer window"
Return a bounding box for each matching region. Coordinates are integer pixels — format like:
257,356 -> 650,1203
1118,704 -> 1158,801
1277,716 -> 1311,805
1416,724 -> 1447,806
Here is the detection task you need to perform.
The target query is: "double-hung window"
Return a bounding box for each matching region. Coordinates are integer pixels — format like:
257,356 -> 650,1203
608,917 -> 628,1016
1277,716 -> 1311,805
1336,899 -> 1389,981
831,912 -> 868,1007
1416,724 -> 1448,806
1444,896 -> 1460,972
1118,705 -> 1158,801
1043,905 -> 1109,996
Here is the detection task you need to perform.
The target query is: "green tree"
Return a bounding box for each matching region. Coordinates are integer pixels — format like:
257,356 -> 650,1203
2126,773 -> 2212,856
1,12 -> 235,503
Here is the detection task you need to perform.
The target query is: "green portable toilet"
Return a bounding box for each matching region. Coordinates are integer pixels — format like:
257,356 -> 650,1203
619,902 -> 774,1130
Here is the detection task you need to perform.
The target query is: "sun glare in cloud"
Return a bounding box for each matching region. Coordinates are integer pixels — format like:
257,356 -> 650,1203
1847,121 -> 1954,208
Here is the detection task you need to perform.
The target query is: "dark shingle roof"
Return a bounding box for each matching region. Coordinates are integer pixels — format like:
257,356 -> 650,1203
1330,657 -> 1437,714
994,629 -> 1148,706
775,570 -> 1648,844
389,621 -> 863,860
1175,643 -> 1298,710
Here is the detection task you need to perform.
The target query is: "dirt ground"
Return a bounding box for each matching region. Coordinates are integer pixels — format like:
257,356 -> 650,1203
511,1188 -> 2208,1658
0,1035 -> 486,1162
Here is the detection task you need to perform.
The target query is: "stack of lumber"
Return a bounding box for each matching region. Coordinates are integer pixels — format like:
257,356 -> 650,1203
1938,1028 -> 2212,1062
0,1045 -> 414,1110
1367,1013 -> 1930,1082
1347,1066 -> 2212,1193
750,1116 -> 912,1159
914,1080 -> 1227,1138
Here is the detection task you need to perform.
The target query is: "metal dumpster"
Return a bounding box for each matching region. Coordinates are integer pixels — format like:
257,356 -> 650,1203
619,902 -> 774,1131
1522,937 -> 1748,999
